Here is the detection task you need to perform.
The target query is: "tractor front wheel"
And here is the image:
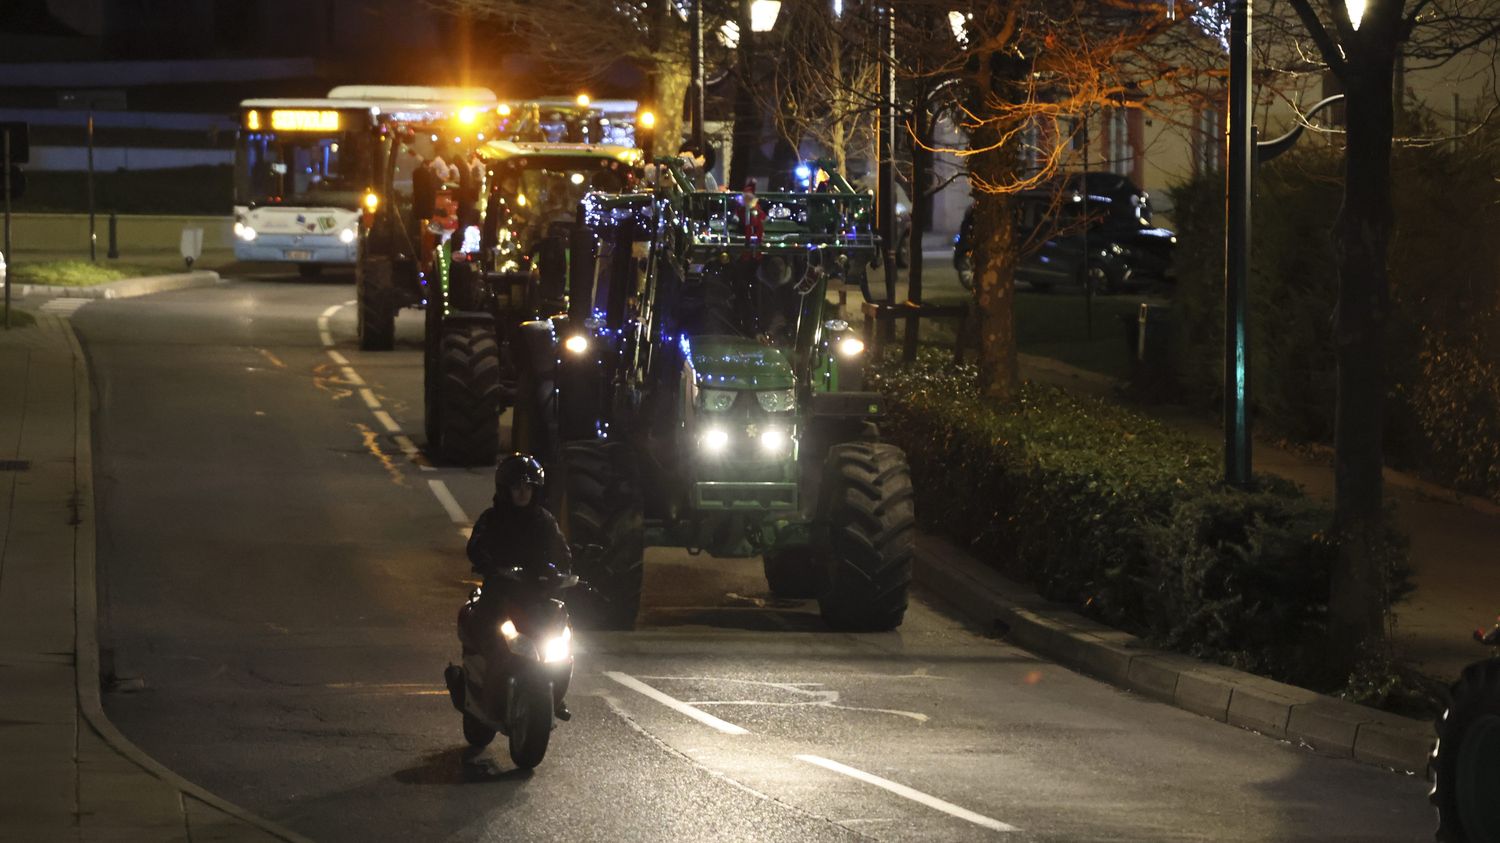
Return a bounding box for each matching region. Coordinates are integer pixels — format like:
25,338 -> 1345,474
559,440 -> 644,630
356,256 -> 396,351
434,321 -> 502,466
816,442 -> 915,632
1433,657 -> 1500,842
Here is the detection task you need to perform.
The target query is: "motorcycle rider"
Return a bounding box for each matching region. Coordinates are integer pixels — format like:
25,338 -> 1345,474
461,453 -> 574,720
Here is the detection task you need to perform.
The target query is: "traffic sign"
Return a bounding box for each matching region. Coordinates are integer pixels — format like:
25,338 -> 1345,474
0,122 -> 28,165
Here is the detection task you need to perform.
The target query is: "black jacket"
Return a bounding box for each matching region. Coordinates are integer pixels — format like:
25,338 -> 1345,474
466,500 -> 571,579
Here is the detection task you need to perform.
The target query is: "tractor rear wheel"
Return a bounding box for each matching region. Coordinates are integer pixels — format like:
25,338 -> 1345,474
763,547 -> 825,599
356,255 -> 396,351
559,440 -> 643,630
435,321 -> 501,466
816,442 -> 915,632
1433,657 -> 1500,842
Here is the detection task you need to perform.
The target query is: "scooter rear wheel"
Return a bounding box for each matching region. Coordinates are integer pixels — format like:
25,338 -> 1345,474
508,681 -> 554,769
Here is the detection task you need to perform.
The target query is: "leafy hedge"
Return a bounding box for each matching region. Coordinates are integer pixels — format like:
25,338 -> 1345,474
1165,133 -> 1500,501
874,353 -> 1408,687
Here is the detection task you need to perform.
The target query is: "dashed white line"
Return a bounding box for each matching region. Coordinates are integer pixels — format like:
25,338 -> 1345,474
604,672 -> 751,736
392,434 -> 432,470
326,349 -> 350,366
320,303 -> 344,320
427,479 -> 471,525
373,410 -> 401,432
794,755 -> 1017,833
358,387 -> 381,410
319,329 -> 334,347
340,366 -> 366,386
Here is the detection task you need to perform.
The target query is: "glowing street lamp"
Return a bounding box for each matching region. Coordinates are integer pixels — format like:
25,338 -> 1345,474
1346,0 -> 1366,29
749,0 -> 782,32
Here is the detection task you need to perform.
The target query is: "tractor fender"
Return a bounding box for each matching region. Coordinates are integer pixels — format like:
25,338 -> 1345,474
515,318 -> 559,382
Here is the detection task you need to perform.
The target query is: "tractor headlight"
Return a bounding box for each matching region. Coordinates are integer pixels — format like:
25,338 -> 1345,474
699,389 -> 736,412
237,225 -> 257,242
756,389 -> 795,412
701,427 -> 730,454
759,427 -> 789,455
564,335 -> 589,355
339,227 -> 356,244
542,626 -> 573,663
837,336 -> 865,357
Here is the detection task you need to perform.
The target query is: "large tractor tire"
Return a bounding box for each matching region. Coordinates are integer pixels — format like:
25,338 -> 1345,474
1433,657 -> 1500,842
434,321 -> 502,466
763,547 -> 825,599
356,255 -> 397,351
816,442 -> 915,632
558,440 -> 644,631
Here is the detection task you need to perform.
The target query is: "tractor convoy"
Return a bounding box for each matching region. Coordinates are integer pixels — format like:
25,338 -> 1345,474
351,95 -> 914,632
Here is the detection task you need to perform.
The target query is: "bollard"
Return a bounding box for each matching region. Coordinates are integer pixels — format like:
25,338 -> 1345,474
107,212 -> 119,259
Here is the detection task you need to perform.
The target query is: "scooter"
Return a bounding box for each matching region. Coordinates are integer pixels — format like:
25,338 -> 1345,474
1431,619 -> 1500,842
444,563 -> 577,770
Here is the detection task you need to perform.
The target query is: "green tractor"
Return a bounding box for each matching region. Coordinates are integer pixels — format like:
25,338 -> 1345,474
514,159 -> 915,631
417,139 -> 646,466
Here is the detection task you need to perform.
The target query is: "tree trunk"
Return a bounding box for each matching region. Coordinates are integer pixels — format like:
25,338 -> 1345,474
650,55 -> 689,160
967,55 -> 1022,403
1328,47 -> 1396,669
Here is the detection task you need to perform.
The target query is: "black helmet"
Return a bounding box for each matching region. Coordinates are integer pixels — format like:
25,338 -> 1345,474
495,453 -> 545,494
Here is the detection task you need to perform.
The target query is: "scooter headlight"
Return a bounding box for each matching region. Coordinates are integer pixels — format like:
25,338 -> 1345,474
542,626 -> 572,663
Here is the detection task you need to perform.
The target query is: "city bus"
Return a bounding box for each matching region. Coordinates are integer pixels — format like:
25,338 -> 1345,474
233,86 -> 497,274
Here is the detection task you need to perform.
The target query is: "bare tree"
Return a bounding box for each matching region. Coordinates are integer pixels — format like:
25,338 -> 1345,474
1264,0 -> 1500,667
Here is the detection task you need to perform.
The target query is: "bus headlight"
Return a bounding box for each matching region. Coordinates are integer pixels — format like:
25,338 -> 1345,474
339,228 -> 356,244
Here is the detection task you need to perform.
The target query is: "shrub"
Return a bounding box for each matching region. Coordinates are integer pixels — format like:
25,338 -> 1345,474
1166,131 -> 1500,501
874,352 -> 1408,689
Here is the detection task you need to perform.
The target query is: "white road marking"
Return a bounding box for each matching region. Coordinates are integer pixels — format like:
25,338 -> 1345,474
318,329 -> 334,347
637,675 -> 928,723
604,671 -> 750,735
39,297 -> 91,315
392,434 -> 432,470
427,479 -> 470,525
320,303 -> 344,319
373,410 -> 401,432
795,755 -> 1018,833
326,349 -> 350,366
358,387 -> 381,410
340,366 -> 366,386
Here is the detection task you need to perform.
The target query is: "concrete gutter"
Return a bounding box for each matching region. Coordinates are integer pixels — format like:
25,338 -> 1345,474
915,534 -> 1437,776
13,270 -> 221,299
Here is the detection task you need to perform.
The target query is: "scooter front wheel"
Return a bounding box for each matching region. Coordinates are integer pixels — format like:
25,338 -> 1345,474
508,680 -> 554,769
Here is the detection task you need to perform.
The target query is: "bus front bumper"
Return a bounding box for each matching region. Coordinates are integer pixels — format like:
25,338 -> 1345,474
234,233 -> 356,265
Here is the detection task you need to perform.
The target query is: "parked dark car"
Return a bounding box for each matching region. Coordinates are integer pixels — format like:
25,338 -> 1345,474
955,172 -> 1177,292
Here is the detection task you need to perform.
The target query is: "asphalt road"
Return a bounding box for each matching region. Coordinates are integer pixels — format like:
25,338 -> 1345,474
77,270 -> 1433,842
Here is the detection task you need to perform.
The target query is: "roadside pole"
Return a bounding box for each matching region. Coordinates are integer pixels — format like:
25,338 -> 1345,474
1224,0 -> 1253,488
88,111 -> 97,262
4,128 -> 11,329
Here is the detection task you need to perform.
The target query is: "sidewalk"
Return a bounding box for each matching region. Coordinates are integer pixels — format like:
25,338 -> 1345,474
0,310 -> 304,841
1019,352 -> 1500,682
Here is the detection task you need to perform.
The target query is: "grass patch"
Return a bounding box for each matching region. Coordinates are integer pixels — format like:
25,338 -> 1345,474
908,290 -> 1152,381
11,261 -> 165,287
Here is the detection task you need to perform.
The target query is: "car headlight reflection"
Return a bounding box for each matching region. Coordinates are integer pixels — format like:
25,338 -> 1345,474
542,626 -> 572,663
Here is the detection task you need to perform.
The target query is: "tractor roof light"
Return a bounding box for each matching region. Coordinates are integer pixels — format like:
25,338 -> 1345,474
639,110 -> 656,129
363,191 -> 379,212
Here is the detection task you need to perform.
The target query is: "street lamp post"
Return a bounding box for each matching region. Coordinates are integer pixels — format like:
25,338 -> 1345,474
1224,0 -> 1253,488
690,0 -> 705,153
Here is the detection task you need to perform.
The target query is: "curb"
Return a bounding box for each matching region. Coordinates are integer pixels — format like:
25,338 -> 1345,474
914,534 -> 1436,775
14,270 -> 221,299
60,314 -> 313,843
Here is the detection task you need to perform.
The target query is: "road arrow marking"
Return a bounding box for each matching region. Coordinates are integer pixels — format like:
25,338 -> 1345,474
604,671 -> 750,735
795,754 -> 1017,833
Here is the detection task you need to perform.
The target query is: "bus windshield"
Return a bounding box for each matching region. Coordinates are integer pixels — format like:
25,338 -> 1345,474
235,131 -> 370,208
